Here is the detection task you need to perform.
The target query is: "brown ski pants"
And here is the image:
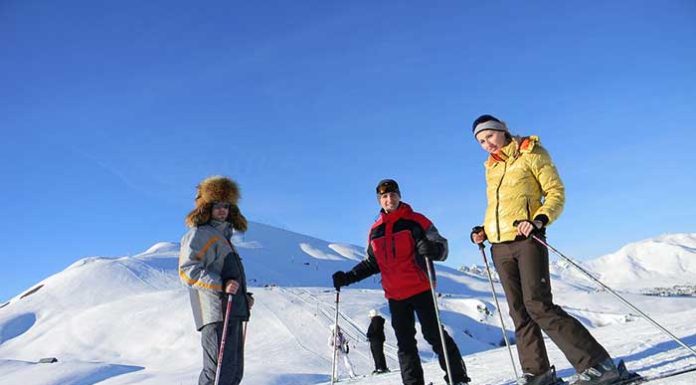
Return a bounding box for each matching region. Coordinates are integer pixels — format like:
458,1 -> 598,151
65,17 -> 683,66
491,237 -> 610,375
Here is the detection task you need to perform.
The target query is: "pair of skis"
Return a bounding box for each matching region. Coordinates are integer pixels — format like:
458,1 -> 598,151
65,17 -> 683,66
531,367 -> 694,385
608,365 -> 696,385
483,364 -> 695,385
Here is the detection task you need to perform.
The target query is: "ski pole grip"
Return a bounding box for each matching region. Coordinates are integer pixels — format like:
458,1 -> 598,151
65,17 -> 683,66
513,219 -> 538,239
513,219 -> 542,236
470,225 -> 486,247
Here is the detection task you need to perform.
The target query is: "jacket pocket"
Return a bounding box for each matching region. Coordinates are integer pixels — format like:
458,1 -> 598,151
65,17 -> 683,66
392,230 -> 425,285
392,230 -> 414,260
371,237 -> 388,265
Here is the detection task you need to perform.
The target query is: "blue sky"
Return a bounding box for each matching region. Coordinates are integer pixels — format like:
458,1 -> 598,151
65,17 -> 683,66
1,1 -> 695,302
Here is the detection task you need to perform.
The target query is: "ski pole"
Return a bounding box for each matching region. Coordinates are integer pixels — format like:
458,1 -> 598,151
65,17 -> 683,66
331,290 -> 341,385
214,293 -> 234,385
424,257 -> 454,385
243,295 -> 252,347
526,232 -> 696,359
243,321 -> 248,347
478,243 -> 519,380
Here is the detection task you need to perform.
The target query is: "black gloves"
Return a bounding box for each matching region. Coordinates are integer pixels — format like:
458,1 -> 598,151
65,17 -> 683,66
417,240 -> 442,260
332,271 -> 350,291
513,219 -> 545,238
513,219 -> 543,230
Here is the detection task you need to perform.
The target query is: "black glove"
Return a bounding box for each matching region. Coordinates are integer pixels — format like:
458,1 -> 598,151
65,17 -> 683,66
332,271 -> 349,291
513,219 -> 543,229
417,240 -> 441,260
470,226 -> 485,244
513,219 -> 544,237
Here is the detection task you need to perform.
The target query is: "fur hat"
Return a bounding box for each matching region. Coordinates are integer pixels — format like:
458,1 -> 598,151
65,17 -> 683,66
185,175 -> 248,231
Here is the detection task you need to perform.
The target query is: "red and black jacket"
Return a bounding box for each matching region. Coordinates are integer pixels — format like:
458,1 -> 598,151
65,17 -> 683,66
347,202 -> 448,300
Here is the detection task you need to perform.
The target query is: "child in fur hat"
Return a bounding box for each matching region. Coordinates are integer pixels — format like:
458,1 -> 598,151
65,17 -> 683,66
179,176 -> 252,385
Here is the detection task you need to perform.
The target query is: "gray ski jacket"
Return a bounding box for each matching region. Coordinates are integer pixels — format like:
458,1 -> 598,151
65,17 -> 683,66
179,220 -> 250,330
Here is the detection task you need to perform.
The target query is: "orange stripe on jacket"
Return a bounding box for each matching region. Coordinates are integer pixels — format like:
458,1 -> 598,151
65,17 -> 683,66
195,236 -> 220,260
178,269 -> 223,292
179,235 -> 224,291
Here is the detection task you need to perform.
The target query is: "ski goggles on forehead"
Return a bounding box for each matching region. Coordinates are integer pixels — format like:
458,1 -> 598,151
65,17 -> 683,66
376,179 -> 400,195
212,202 -> 231,209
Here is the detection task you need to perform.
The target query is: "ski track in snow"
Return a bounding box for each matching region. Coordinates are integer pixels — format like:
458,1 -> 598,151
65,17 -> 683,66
258,289 -> 330,364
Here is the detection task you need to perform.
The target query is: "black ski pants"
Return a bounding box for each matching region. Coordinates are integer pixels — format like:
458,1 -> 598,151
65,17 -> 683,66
491,237 -> 610,375
199,320 -> 244,385
389,290 -> 467,385
370,340 -> 388,371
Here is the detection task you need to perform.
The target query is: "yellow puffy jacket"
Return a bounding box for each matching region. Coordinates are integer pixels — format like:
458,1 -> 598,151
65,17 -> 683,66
483,135 -> 565,243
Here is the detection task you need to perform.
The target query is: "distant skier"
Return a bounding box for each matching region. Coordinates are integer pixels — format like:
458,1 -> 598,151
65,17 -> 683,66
366,309 -> 389,375
469,115 -> 623,385
329,324 -> 357,379
179,176 -> 253,385
332,179 -> 471,385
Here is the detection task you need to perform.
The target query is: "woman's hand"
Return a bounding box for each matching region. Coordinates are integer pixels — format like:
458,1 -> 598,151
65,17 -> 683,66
515,220 -> 543,237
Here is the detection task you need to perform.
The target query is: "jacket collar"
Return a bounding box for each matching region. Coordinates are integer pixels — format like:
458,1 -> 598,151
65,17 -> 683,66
209,220 -> 233,238
485,135 -> 539,167
379,202 -> 413,222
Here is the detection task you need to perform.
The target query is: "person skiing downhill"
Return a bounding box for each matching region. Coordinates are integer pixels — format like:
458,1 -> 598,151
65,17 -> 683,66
332,179 -> 471,385
179,176 -> 253,385
329,324 -> 357,379
367,309 -> 389,374
469,115 -> 622,385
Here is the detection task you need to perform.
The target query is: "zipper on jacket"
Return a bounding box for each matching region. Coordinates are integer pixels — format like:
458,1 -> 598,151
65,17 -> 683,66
385,220 -> 395,260
494,163 -> 507,242
526,197 -> 531,220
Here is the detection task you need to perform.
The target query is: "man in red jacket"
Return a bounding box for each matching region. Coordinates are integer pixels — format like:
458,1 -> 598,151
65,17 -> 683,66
332,179 -> 471,385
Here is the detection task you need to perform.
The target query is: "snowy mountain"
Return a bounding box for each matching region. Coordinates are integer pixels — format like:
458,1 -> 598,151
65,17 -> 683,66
551,233 -> 696,294
0,225 -> 694,385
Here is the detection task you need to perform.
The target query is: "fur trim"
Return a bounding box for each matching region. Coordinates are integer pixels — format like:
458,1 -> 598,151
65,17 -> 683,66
196,175 -> 240,205
185,176 -> 248,231
228,204 -> 248,232
518,135 -> 539,154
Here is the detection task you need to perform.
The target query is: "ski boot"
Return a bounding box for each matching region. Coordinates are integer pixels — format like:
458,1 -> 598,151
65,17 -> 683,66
616,360 -> 642,384
518,366 -> 566,385
569,358 -> 621,385
451,374 -> 472,384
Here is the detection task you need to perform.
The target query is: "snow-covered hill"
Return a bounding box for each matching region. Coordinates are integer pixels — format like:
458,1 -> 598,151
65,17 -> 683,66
0,226 -> 694,385
550,233 -> 696,293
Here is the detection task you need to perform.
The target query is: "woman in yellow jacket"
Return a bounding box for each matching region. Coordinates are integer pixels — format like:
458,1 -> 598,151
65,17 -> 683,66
470,115 -> 620,385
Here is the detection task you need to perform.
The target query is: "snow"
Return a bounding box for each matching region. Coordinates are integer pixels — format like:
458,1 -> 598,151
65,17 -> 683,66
143,242 -> 180,255
0,224 -> 694,385
553,233 -> 696,292
299,243 -> 345,261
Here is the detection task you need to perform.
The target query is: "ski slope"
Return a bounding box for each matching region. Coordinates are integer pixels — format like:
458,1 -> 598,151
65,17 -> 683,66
0,224 -> 694,385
